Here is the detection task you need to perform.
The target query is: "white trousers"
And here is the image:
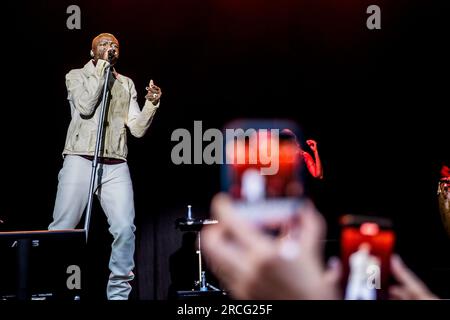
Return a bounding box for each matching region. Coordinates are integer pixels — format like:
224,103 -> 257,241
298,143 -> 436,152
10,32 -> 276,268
49,155 -> 136,300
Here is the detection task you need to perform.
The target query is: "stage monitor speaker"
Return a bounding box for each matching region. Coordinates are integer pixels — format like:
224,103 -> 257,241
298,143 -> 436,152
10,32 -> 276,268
0,229 -> 85,300
175,290 -> 228,301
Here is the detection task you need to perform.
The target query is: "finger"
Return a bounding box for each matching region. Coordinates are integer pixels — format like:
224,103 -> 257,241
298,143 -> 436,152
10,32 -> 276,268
306,140 -> 316,147
202,224 -> 241,265
145,93 -> 158,99
277,235 -> 302,261
147,87 -> 160,94
389,285 -> 410,300
280,200 -> 326,266
211,194 -> 271,253
149,79 -> 154,87
392,255 -> 438,299
391,255 -> 426,290
324,256 -> 343,286
202,224 -> 251,280
296,201 -> 326,254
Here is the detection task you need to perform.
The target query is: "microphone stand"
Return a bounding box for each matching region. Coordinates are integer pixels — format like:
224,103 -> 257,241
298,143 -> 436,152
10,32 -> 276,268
83,56 -> 113,243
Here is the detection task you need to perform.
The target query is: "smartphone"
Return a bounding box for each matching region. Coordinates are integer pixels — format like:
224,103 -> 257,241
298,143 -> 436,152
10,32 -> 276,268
340,215 -> 395,300
221,119 -> 306,227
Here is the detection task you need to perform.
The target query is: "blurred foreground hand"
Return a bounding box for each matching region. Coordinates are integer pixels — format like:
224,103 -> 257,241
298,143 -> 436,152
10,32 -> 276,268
389,255 -> 438,300
202,194 -> 342,300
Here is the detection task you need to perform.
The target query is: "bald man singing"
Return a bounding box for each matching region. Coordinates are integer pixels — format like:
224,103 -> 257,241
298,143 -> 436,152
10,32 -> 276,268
49,33 -> 162,300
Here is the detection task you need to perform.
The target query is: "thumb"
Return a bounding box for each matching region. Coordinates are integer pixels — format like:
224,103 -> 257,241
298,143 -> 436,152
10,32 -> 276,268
297,201 -> 326,254
324,256 -> 342,286
150,79 -> 154,87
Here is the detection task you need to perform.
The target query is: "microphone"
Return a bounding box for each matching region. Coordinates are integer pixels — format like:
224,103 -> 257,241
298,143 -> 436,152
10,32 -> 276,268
187,205 -> 193,220
108,48 -> 116,61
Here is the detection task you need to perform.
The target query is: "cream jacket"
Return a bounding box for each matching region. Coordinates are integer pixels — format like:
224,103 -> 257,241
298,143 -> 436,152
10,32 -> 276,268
62,60 -> 159,160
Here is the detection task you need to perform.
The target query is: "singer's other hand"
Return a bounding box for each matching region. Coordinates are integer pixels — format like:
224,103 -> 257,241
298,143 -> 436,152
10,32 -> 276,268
145,79 -> 162,104
306,140 -> 318,152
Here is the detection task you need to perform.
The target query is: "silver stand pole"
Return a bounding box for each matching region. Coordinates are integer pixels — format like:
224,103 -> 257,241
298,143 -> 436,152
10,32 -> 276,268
83,60 -> 113,243
197,232 -> 203,290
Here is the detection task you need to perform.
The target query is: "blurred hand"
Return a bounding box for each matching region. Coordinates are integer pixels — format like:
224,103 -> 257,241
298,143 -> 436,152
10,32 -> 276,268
306,139 -> 318,152
202,194 -> 342,300
389,254 -> 438,300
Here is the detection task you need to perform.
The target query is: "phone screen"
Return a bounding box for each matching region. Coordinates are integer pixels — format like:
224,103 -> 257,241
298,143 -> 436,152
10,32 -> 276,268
221,119 -> 305,226
340,215 -> 395,300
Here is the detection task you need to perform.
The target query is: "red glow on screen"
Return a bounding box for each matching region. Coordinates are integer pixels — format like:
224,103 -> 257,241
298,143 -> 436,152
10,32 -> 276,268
360,222 -> 379,236
341,226 -> 395,299
227,131 -> 300,167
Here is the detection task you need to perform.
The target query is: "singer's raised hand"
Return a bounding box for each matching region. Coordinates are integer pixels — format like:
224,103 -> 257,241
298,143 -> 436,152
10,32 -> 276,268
306,140 -> 318,152
102,48 -> 110,61
145,79 -> 162,104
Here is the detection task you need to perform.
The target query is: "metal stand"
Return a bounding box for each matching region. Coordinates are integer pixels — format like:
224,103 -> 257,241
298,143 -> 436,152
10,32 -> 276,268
84,59 -> 113,243
16,239 -> 31,300
174,206 -> 226,299
183,205 -> 220,292
195,231 -> 219,292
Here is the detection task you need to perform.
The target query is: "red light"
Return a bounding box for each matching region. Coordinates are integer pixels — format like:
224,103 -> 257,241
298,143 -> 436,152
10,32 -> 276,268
360,222 -> 379,236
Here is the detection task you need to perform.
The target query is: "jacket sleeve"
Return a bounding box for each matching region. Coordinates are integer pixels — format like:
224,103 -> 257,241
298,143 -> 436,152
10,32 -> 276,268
126,80 -> 159,138
65,60 -> 110,117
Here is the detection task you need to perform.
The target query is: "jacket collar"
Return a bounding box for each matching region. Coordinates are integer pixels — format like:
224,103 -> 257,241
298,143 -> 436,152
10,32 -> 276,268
82,60 -> 98,75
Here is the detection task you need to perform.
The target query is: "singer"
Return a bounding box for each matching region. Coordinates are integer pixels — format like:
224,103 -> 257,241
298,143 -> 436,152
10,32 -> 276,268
48,33 -> 162,300
438,164 -> 450,236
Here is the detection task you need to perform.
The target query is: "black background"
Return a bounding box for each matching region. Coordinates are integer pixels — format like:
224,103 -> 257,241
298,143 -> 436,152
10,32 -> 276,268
4,0 -> 450,300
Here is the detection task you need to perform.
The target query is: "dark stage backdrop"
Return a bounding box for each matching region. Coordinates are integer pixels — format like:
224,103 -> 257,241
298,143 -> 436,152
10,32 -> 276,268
5,0 -> 450,299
